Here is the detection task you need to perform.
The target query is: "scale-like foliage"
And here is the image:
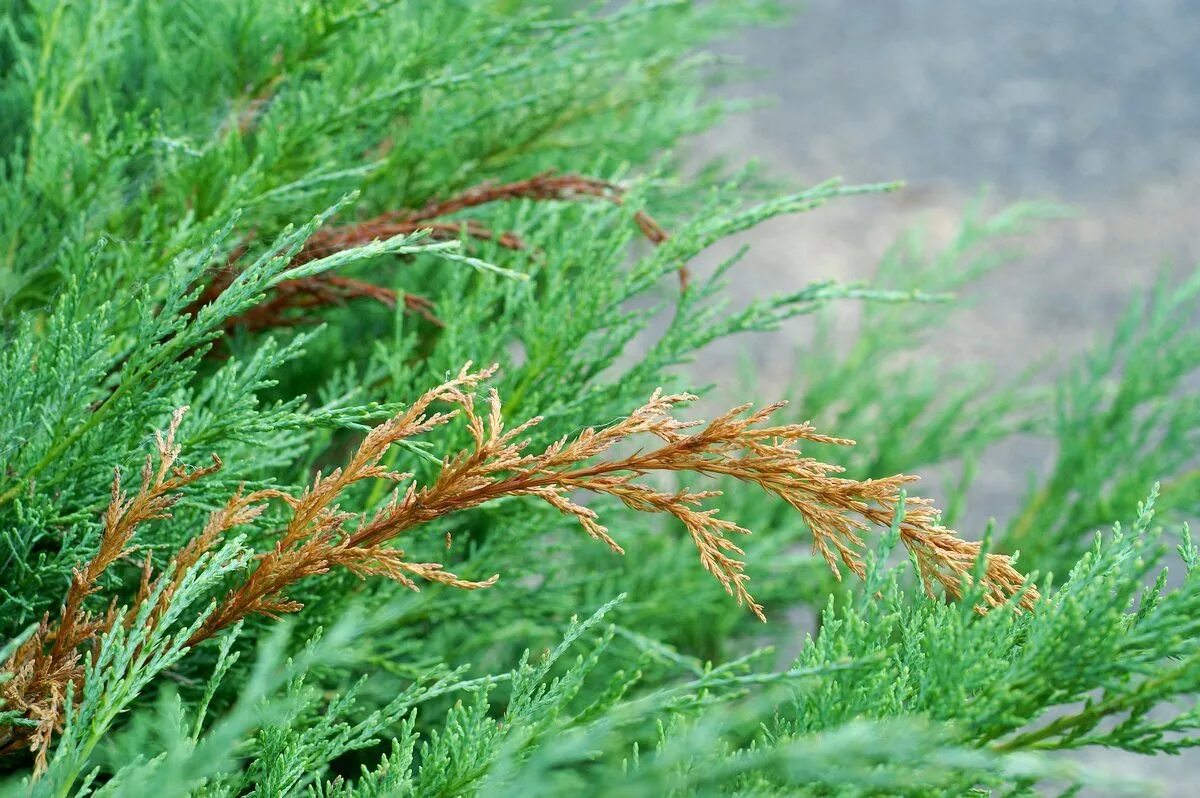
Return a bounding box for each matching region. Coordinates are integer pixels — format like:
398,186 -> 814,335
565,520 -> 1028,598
2,1 -> 1199,795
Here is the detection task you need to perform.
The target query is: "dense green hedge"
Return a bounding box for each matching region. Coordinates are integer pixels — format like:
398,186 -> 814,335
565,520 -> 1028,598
3,2 -> 1200,795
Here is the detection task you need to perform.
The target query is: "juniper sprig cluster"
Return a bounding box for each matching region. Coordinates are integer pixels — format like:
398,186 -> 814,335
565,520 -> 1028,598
2,2 -> 1200,796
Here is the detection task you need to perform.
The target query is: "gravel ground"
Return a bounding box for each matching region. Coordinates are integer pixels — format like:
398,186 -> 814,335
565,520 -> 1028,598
694,2 -> 1200,793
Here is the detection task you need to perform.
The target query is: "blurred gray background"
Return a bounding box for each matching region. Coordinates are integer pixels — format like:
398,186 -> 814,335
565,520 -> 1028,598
697,1 -> 1200,519
696,2 -> 1200,793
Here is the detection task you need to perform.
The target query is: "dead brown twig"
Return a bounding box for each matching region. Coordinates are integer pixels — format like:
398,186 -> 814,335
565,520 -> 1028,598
0,409 -> 220,771
197,172 -> 675,335
402,172 -> 670,248
0,365 -> 1035,765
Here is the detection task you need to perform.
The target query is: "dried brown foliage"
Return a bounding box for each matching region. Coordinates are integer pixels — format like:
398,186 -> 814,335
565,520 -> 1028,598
196,265 -> 442,331
0,409 -> 220,769
0,364 -> 1035,766
400,172 -> 669,248
198,172 -> 673,334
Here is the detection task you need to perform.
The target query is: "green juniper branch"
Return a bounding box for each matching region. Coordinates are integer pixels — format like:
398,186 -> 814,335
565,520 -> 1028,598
2,2 -> 1200,796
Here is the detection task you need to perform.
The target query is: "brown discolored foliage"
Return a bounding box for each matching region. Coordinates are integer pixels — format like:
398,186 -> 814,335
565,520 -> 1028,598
0,364 -> 1035,768
195,172 -> 674,335
0,409 -> 221,770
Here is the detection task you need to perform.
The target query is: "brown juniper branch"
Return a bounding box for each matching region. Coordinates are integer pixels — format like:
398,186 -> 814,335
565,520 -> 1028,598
0,409 -> 220,770
0,363 -> 1036,766
197,171 -> 675,336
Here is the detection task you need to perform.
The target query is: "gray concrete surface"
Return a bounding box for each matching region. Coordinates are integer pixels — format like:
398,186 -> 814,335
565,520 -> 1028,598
694,2 -> 1200,793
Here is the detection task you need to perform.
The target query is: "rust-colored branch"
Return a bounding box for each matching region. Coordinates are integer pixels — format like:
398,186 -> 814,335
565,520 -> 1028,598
193,171 -> 677,337
295,219 -> 525,265
186,362 -> 1033,641
404,171 -> 670,246
198,267 -> 441,331
0,409 -> 219,771
4,364 -> 1032,764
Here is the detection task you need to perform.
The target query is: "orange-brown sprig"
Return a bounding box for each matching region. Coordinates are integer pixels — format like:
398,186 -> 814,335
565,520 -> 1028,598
1,364 -> 1036,767
0,408 -> 220,769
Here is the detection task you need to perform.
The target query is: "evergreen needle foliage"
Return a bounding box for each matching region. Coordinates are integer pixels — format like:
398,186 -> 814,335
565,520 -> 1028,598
1,1 -> 1198,795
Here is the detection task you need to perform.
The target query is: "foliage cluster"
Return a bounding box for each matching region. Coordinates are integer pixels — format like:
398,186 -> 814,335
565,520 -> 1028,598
2,1 -> 1199,795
